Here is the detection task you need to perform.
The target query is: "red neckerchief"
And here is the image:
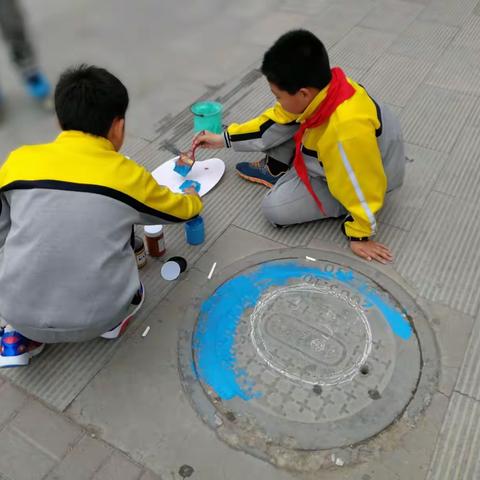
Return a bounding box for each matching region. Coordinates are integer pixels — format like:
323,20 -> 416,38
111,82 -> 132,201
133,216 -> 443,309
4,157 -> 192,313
293,67 -> 355,215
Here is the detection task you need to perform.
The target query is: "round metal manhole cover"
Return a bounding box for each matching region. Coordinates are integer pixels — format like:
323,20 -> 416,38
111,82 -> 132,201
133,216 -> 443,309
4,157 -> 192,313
179,251 -> 434,453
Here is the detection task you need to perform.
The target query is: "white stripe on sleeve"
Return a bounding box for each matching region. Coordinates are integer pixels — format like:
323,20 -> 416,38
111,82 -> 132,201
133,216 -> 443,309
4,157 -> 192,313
337,142 -> 377,235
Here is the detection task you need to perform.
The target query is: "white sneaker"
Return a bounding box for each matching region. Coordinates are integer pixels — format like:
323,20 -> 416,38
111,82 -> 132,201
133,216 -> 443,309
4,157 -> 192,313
101,283 -> 145,340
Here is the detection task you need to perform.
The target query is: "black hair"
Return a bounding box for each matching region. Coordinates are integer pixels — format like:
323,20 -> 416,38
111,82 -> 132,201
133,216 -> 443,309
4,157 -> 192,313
54,64 -> 129,137
261,29 -> 332,94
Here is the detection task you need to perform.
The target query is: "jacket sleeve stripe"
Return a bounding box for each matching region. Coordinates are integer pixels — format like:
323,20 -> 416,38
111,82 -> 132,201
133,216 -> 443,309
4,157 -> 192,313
228,119 -> 276,142
337,142 -> 377,235
1,179 -> 190,223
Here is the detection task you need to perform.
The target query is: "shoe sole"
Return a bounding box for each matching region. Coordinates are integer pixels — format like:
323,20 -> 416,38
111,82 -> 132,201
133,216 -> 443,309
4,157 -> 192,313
101,283 -> 146,340
236,171 -> 273,188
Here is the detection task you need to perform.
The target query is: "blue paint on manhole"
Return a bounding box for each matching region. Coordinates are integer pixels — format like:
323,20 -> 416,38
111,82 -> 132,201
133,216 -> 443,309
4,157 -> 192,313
193,260 -> 413,401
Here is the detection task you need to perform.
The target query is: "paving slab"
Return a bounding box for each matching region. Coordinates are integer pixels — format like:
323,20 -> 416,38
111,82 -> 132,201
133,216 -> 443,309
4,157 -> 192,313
456,313 -> 480,401
10,400 -> 83,461
0,425 -> 56,480
426,45 -> 480,96
92,452 -> 143,480
452,14 -> 480,49
359,0 -> 424,33
388,19 -> 459,62
418,0 -> 478,26
400,84 -> 478,153
361,53 -> 435,107
427,392 -> 480,479
396,191 -> 480,316
377,144 -> 448,232
330,27 -> 397,71
45,436 -> 112,480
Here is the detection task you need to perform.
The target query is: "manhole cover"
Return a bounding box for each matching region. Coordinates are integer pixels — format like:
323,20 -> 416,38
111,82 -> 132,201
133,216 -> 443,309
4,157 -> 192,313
179,250 -> 436,456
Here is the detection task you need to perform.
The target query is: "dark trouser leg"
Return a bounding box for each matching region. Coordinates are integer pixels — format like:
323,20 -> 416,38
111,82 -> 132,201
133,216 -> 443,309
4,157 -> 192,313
0,0 -> 37,77
265,138 -> 296,173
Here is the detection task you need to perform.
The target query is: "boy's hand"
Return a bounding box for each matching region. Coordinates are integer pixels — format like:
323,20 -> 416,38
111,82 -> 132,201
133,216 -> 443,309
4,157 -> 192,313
350,240 -> 393,264
192,132 -> 224,150
183,186 -> 200,197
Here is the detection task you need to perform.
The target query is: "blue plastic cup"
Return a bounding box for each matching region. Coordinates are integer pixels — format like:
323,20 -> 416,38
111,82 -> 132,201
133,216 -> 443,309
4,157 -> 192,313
185,216 -> 205,245
191,101 -> 223,134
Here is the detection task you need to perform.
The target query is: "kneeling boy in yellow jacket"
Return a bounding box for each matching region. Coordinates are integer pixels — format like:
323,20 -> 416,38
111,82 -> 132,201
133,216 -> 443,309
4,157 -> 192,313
194,29 -> 405,264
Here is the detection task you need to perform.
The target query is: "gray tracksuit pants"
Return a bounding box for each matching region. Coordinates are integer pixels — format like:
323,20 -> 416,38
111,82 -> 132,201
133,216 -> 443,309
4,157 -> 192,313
261,104 -> 405,226
0,0 -> 37,77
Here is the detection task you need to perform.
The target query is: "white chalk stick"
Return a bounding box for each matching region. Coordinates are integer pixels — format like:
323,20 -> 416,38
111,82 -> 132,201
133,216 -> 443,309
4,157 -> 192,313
142,326 -> 151,337
208,262 -> 217,279
305,256 -> 316,262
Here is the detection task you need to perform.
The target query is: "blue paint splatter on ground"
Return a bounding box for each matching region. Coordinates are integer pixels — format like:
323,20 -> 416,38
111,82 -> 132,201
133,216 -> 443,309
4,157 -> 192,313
194,260 -> 413,401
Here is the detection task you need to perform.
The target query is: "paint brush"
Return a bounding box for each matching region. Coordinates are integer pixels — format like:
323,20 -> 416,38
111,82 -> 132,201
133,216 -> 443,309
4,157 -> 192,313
173,131 -> 205,177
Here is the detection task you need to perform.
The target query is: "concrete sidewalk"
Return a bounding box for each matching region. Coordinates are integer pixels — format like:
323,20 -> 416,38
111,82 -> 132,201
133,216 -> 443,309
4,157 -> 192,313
2,0 -> 480,479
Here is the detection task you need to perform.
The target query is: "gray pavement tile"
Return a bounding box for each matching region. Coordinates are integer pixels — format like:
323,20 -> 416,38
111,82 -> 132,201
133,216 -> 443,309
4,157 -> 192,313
388,19 -> 459,62
0,382 -> 28,428
419,0 -> 479,26
395,191 -> 480,316
400,84 -> 477,153
0,426 -> 56,480
452,14 -> 480,50
304,0 -> 376,48
456,314 -> 480,401
10,400 -> 83,461
121,135 -> 152,159
193,225 -> 285,275
359,0 -> 424,33
1,338 -> 126,412
46,435 -> 112,480
138,472 -> 161,480
427,392 -> 480,480
242,11 -> 309,47
426,45 -> 480,96
360,53 -> 434,107
428,304 -> 475,398
92,452 -> 142,480
378,144 -> 448,231
329,27 -> 397,71
66,300 -> 294,480
434,127 -> 480,202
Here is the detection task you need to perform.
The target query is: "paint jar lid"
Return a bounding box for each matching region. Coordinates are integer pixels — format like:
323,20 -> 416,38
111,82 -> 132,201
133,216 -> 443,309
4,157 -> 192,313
161,256 -> 187,281
161,261 -> 181,281
144,225 -> 163,236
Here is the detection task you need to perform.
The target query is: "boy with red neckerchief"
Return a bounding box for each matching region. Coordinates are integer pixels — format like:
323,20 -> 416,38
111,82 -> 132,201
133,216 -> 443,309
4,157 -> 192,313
193,29 -> 405,264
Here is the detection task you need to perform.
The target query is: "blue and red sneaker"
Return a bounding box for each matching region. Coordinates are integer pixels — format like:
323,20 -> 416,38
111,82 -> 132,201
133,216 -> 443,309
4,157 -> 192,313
101,282 -> 145,340
0,330 -> 44,368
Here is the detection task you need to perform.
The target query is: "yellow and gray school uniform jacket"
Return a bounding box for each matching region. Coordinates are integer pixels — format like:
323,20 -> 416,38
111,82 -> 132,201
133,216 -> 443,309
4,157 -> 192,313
224,77 -> 405,239
0,131 -> 202,343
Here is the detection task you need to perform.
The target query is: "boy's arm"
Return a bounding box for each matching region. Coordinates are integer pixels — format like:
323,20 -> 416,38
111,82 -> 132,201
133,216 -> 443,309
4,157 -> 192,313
0,193 -> 11,250
131,166 -> 203,225
224,103 -> 299,152
322,127 -> 387,240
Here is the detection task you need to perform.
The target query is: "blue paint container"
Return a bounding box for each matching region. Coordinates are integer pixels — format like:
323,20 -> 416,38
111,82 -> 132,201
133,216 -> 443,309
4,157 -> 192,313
185,216 -> 205,245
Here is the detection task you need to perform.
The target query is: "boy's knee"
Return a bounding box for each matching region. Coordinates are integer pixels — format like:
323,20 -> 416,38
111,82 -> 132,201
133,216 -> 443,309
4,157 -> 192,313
261,192 -> 292,226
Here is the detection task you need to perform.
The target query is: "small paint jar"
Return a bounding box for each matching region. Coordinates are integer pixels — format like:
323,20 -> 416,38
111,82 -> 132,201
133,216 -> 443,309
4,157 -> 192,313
185,216 -> 205,245
144,225 -> 166,257
134,236 -> 147,269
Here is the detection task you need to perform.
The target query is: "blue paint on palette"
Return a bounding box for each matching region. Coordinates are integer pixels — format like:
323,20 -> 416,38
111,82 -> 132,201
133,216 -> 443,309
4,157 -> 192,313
193,260 -> 413,401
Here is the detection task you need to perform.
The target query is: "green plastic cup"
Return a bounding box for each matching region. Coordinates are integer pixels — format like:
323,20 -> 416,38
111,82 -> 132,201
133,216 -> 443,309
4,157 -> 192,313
191,101 -> 223,133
